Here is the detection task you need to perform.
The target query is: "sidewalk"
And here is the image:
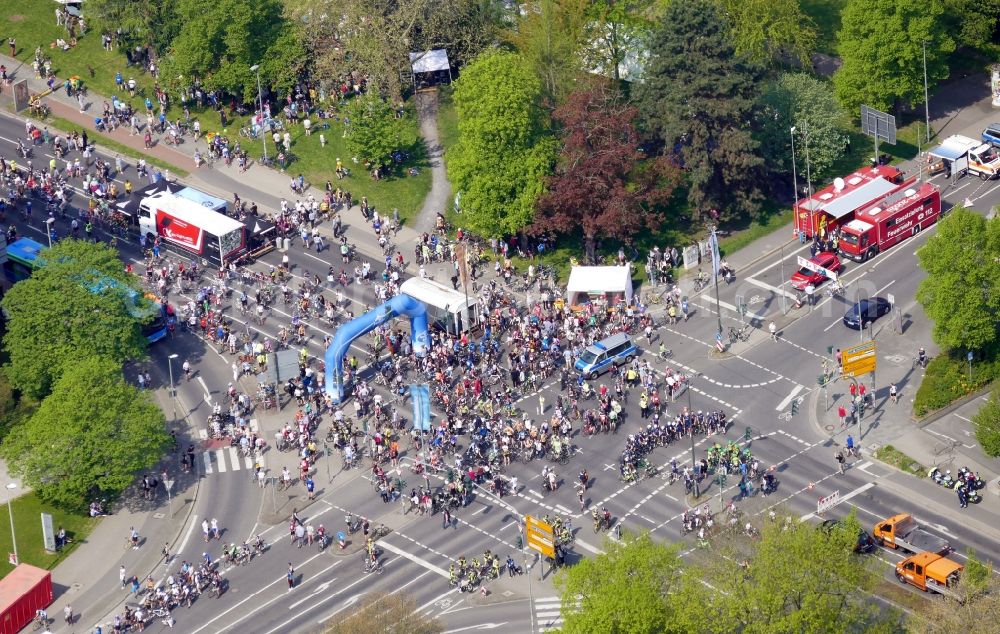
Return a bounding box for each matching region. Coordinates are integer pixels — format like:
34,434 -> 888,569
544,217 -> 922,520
43,380 -> 199,632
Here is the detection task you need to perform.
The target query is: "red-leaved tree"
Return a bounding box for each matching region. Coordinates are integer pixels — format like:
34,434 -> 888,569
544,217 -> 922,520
533,79 -> 681,262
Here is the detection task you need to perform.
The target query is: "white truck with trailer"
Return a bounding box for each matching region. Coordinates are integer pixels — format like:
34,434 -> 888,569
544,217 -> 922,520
138,191 -> 246,267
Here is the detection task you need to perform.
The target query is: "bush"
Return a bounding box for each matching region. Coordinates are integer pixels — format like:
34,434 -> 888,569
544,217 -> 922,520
974,383 -> 1000,457
912,348 -> 1000,417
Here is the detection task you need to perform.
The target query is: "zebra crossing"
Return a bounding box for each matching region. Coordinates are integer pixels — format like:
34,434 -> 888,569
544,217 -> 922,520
535,596 -> 563,632
201,446 -> 260,474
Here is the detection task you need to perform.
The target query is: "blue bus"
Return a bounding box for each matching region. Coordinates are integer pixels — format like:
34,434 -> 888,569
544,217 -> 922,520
3,237 -> 172,343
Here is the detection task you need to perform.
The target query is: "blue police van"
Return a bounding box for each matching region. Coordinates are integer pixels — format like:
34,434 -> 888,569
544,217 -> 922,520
574,333 -> 638,379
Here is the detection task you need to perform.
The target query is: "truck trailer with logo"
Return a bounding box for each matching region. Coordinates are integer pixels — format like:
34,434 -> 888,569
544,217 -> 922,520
138,191 -> 246,267
838,181 -> 942,262
793,165 -> 905,239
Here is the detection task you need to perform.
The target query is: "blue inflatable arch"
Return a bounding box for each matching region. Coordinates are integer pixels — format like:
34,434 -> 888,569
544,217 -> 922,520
324,294 -> 429,403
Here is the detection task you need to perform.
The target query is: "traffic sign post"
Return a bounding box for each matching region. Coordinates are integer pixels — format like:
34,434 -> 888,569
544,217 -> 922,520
525,515 -> 555,573
841,341 -> 877,377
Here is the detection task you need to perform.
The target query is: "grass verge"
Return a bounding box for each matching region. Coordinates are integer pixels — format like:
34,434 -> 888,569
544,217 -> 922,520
718,209 -> 794,257
47,116 -> 190,178
912,349 -> 1000,417
233,107 -> 431,225
0,491 -> 98,575
872,445 -> 924,477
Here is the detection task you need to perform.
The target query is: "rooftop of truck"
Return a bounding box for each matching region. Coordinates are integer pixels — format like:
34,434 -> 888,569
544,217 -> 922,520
849,182 -> 938,226
796,165 -> 903,220
141,191 -> 243,236
906,551 -> 963,576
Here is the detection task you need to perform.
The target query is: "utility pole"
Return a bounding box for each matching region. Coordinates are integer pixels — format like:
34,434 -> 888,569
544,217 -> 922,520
923,40 -> 931,144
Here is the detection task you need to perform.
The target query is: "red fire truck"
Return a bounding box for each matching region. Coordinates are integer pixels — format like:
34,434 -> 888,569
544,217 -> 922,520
793,165 -> 905,239
837,181 -> 941,262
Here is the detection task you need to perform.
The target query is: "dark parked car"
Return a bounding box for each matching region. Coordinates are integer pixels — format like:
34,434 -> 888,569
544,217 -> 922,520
820,519 -> 876,554
843,297 -> 892,330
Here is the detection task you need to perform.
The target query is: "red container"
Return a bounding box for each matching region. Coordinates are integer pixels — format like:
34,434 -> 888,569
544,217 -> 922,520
0,564 -> 53,634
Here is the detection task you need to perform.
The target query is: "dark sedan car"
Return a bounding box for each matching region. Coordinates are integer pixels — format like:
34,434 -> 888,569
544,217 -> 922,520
843,297 -> 892,329
820,519 -> 876,554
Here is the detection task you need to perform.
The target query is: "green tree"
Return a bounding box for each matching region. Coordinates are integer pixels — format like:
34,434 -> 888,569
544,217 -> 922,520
86,0 -> 182,55
1,357 -> 168,511
507,0 -> 588,105
160,0 -> 305,101
916,208 -> 1000,351
323,592 -> 441,633
941,0 -> 1000,51
637,0 -> 765,222
343,93 -> 418,171
1,240 -> 147,399
974,383 -> 1000,457
554,532 -> 682,634
286,0 -> 500,103
718,0 -> 816,66
671,512 -> 895,633
447,50 -> 556,237
833,0 -> 954,114
757,72 -> 848,182
581,0 -> 655,83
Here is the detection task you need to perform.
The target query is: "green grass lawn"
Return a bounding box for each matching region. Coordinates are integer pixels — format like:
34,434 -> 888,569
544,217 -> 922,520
1,1 -> 157,106
226,108 -> 432,224
0,491 -> 98,575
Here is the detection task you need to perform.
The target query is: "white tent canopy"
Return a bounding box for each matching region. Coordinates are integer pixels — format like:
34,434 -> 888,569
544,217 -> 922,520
566,266 -> 633,306
409,50 -> 450,74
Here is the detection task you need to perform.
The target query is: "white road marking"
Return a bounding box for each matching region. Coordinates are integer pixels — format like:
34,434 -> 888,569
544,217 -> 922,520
378,540 -> 450,578
215,449 -> 227,473
800,482 -> 876,521
228,447 -> 241,470
574,538 -> 604,555
775,384 -> 804,411
744,276 -> 799,300
698,295 -> 766,321
197,376 -> 212,401
202,452 -> 214,474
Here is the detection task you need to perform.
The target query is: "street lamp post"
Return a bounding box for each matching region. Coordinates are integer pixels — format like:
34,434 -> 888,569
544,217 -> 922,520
250,64 -> 268,163
6,483 -> 18,566
923,40 -> 931,144
686,381 -> 698,497
803,121 -> 813,199
167,354 -> 179,422
786,125 -> 799,314
44,218 -> 54,249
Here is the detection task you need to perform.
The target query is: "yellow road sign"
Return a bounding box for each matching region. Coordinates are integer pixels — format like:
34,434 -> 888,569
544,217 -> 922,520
526,515 -> 555,558
842,341 -> 877,377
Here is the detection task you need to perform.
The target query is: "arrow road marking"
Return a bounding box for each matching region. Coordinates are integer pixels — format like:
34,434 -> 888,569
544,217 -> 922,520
288,579 -> 335,610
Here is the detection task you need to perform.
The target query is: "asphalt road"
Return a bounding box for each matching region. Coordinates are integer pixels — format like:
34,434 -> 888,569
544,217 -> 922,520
6,101 -> 1000,633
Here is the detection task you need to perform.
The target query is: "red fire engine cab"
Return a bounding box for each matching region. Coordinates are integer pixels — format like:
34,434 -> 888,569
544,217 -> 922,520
793,165 -> 905,239
838,181 -> 942,262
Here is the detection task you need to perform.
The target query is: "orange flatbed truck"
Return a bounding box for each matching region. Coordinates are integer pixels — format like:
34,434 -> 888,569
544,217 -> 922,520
872,513 -> 951,555
895,551 -> 963,598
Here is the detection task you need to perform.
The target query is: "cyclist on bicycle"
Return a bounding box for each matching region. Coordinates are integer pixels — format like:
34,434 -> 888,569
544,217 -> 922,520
182,360 -> 191,381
